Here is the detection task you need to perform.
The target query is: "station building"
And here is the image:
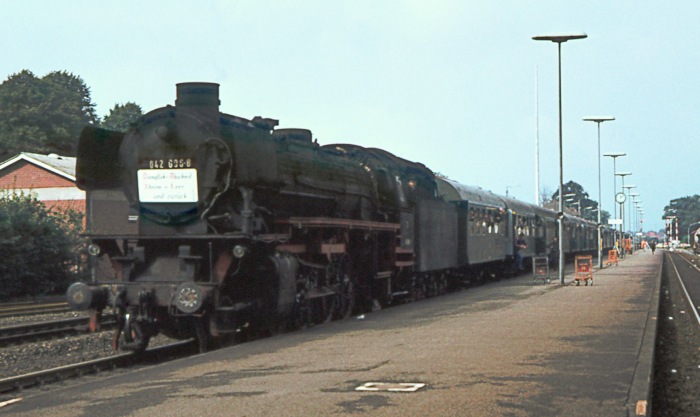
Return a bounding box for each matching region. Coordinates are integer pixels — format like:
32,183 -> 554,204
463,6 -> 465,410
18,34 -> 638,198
0,152 -> 84,214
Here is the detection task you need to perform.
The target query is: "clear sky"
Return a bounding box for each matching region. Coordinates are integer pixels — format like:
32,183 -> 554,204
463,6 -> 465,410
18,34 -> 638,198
4,1 -> 696,231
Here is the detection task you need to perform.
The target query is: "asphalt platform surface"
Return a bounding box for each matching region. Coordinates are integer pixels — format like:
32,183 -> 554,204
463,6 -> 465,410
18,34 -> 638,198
4,250 -> 661,417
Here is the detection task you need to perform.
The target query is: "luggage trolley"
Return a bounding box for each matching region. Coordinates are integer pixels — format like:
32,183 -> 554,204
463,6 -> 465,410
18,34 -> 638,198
574,255 -> 594,286
532,256 -> 551,285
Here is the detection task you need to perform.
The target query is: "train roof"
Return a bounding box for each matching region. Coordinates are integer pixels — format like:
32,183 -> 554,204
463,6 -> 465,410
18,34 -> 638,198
501,196 -> 536,217
435,178 -> 506,209
531,204 -> 558,220
563,212 -> 597,227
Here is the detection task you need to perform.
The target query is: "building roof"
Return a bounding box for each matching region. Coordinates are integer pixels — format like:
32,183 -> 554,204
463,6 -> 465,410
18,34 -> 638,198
0,152 -> 76,181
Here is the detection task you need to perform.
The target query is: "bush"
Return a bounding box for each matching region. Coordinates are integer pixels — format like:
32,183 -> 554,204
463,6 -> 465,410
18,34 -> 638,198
0,190 -> 86,300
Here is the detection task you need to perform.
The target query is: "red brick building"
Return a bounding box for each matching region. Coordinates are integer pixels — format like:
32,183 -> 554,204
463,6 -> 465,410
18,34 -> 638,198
0,152 -> 85,213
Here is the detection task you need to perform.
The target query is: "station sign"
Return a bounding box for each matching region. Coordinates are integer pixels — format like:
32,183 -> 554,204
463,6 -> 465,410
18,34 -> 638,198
608,219 -> 623,225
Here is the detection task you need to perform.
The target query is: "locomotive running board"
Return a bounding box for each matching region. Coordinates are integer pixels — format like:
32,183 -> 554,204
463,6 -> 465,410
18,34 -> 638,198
276,217 -> 400,231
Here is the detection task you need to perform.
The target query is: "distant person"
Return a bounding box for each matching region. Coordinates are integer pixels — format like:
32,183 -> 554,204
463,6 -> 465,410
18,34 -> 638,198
514,233 -> 527,272
649,240 -> 656,255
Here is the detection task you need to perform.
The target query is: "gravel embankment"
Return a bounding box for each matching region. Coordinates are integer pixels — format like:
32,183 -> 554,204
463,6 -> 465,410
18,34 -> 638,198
0,311 -> 174,380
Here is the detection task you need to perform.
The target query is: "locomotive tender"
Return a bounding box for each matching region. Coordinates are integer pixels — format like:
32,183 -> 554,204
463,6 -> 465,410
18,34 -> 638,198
67,82 -> 611,351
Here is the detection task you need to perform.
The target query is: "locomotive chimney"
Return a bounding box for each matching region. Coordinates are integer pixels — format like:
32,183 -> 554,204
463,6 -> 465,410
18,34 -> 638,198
175,82 -> 221,128
176,82 -> 220,107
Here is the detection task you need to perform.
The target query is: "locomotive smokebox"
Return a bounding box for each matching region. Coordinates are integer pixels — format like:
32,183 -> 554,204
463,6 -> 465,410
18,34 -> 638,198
175,82 -> 221,129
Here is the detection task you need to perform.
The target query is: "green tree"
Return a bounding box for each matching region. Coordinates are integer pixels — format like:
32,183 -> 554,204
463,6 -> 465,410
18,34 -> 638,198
0,70 -> 99,157
550,180 -> 608,224
101,102 -> 143,131
0,191 -> 86,300
663,195 -> 700,243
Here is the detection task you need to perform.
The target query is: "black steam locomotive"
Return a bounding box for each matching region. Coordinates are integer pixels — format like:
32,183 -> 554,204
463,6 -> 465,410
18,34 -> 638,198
67,83 -> 611,351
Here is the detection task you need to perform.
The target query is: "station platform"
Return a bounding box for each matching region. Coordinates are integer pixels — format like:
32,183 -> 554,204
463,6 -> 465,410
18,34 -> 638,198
5,250 -> 662,417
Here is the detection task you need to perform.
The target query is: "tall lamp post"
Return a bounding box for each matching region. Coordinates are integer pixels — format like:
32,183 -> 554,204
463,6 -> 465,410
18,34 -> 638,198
604,153 -> 626,204
604,153 -> 625,252
623,184 -> 636,235
625,185 -> 639,254
583,116 -> 615,268
635,202 -> 643,246
616,172 -> 632,256
532,32 -> 587,285
630,192 -> 640,230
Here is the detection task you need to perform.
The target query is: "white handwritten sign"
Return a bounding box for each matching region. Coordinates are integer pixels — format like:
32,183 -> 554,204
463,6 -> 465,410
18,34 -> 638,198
137,169 -> 199,203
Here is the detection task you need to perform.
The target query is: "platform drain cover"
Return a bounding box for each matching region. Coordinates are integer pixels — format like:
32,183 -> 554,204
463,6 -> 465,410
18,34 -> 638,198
355,382 -> 425,392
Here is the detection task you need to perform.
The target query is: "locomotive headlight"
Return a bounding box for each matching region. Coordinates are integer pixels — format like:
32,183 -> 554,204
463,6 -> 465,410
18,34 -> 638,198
88,244 -> 101,256
174,282 -> 204,314
233,245 -> 248,259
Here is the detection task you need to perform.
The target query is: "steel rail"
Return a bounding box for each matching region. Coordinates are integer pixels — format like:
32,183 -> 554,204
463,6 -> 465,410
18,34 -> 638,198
0,340 -> 195,395
0,317 -> 117,346
0,302 -> 70,319
667,252 -> 700,326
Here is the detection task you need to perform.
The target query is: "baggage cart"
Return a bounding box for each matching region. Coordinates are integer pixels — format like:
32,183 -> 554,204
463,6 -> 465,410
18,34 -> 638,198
574,255 -> 593,286
532,256 -> 551,285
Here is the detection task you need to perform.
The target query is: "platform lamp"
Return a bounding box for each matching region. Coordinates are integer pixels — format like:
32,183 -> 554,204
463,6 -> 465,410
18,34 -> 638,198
635,203 -> 643,244
604,153 -> 625,254
622,185 -> 636,234
630,193 -> 640,247
630,192 -> 640,230
584,116 -> 615,268
615,172 -> 632,256
533,32 -> 587,284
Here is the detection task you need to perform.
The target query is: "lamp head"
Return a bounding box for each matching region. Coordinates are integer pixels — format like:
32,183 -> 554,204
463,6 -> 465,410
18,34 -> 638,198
533,33 -> 588,43
583,116 -> 615,123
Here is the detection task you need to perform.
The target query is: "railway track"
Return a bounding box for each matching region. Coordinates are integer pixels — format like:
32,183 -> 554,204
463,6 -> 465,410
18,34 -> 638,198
0,317 -> 117,347
0,340 -> 196,398
665,250 -> 700,326
0,301 -> 70,319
